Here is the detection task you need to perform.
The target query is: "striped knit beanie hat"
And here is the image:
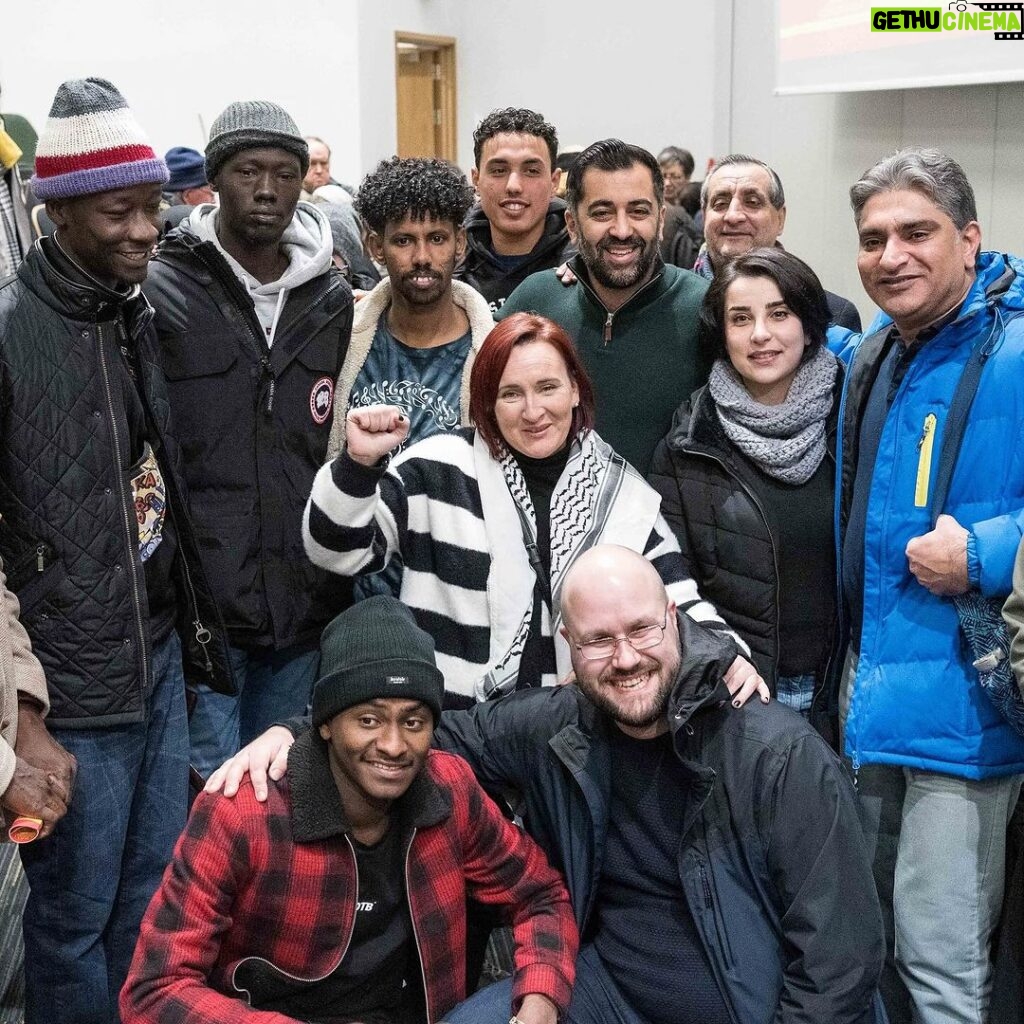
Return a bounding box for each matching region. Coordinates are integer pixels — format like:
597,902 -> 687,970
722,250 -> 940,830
32,78 -> 168,201
204,100 -> 309,182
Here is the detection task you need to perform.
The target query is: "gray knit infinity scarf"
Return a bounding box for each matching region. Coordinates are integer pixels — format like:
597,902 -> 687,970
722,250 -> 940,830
708,346 -> 838,484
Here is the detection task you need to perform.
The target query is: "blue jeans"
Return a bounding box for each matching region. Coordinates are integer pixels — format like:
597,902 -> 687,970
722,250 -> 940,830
188,643 -> 319,780
20,631 -> 189,1024
776,672 -> 817,717
442,944 -> 645,1024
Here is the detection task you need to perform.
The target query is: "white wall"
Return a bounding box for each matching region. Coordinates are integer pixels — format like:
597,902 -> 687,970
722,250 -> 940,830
451,0 -> 721,176
353,0 -> 721,177
723,0 -> 1024,324
1,0 -> 363,184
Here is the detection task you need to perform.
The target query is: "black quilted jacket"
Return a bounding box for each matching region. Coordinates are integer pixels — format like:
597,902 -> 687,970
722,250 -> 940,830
648,380 -> 842,716
0,241 -> 233,727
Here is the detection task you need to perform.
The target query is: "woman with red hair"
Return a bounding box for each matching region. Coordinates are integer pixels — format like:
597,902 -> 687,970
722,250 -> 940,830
303,312 -> 751,706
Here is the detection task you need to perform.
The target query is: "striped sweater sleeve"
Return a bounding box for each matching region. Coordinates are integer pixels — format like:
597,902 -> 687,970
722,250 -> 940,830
645,512 -> 751,655
303,451 -> 407,577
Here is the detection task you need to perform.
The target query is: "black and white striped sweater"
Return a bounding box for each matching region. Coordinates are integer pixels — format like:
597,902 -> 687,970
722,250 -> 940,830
304,427 -> 737,699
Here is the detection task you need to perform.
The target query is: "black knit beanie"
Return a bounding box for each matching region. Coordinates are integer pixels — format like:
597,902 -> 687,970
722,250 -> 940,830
312,596 -> 444,727
205,100 -> 309,182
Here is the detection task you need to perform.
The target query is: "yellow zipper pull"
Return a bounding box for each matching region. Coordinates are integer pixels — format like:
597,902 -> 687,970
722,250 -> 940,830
914,413 -> 937,507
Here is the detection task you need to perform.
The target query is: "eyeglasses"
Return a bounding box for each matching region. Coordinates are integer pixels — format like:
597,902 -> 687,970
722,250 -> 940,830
571,611 -> 669,661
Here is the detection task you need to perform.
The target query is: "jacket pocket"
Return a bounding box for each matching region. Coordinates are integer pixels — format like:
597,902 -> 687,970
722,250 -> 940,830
914,412 -> 937,508
14,550 -> 68,621
294,330 -> 343,377
160,332 -> 240,381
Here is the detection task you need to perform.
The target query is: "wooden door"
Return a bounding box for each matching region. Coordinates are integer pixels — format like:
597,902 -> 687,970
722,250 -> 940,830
395,34 -> 457,161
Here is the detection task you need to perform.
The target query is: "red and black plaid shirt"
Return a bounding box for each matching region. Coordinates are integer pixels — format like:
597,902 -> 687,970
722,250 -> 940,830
122,732 -> 576,1024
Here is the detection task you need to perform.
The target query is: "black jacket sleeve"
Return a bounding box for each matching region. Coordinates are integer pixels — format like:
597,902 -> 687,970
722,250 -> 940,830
760,733 -> 884,1024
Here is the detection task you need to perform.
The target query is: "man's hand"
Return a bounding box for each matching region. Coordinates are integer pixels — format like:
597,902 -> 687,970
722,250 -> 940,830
724,655 -> 770,707
346,405 -> 409,467
510,993 -> 559,1024
905,513 -> 970,596
2,757 -> 70,838
553,262 -> 577,288
203,725 -> 295,802
14,702 -> 76,799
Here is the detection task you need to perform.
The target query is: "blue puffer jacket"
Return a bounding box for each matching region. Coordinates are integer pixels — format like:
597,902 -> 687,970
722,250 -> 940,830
833,251 -> 1024,779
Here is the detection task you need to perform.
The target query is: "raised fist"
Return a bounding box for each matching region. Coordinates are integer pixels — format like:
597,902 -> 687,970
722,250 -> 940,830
346,404 -> 410,467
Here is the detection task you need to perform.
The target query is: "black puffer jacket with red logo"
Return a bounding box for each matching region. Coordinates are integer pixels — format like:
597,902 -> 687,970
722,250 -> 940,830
145,220 -> 354,651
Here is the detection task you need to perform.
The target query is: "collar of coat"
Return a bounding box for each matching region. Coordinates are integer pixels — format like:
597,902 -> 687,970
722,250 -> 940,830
566,252 -> 668,315
287,728 -> 452,843
25,236 -> 153,331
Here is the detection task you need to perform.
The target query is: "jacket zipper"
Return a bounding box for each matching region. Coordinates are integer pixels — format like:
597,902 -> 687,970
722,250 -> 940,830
96,320 -> 149,695
681,445 -> 781,687
573,264 -> 664,348
274,277 -> 341,341
698,861 -> 735,973
806,446 -> 840,725
403,826 -> 432,1024
192,244 -> 278,416
914,412 -> 937,508
230,833 -> 360,1004
168,501 -> 214,674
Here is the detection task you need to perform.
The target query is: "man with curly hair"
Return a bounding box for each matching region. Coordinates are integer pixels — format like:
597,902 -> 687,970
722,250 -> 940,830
328,156 -> 494,457
455,107 -> 575,312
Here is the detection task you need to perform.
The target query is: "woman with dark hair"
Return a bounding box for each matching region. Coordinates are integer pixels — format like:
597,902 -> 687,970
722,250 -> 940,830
650,248 -> 843,730
304,312 -> 761,707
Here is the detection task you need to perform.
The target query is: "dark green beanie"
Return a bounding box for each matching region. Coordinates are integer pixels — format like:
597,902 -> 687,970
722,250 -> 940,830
312,596 -> 444,727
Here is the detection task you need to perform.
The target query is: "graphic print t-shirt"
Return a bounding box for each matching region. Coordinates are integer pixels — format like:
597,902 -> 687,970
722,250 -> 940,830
349,313 -> 472,448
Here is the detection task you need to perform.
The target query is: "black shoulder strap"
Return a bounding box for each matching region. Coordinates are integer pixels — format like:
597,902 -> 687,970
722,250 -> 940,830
512,500 -> 552,606
928,333 -> 990,525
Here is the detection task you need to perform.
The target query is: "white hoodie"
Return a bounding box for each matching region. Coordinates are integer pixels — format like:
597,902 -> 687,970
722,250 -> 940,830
187,201 -> 333,347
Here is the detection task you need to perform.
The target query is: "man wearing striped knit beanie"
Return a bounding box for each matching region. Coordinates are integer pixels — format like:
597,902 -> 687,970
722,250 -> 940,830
0,77 -> 232,1024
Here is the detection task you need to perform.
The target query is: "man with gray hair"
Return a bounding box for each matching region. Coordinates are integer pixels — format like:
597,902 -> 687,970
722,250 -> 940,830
695,154 -> 861,332
835,146 -> 1024,1024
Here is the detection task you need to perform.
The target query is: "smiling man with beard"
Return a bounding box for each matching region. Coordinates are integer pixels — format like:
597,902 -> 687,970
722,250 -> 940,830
144,100 -> 354,781
499,140 -> 710,474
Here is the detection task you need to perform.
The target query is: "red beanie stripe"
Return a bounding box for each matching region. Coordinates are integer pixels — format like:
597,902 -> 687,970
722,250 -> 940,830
35,144 -> 159,180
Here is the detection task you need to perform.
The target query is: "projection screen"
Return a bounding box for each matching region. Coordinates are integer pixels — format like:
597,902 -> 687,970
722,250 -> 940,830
776,0 -> 1024,94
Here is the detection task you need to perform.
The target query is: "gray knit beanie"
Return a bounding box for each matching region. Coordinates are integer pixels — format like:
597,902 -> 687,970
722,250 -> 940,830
312,596 -> 444,727
205,100 -> 309,181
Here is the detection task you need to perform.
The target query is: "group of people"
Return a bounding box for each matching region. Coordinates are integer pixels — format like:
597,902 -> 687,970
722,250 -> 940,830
0,70 -> 1022,1024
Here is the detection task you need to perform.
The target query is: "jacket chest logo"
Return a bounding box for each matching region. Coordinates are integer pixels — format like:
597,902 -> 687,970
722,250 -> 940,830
310,377 -> 334,425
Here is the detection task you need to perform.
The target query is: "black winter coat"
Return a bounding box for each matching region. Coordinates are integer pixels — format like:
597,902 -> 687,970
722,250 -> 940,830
0,241 -> 233,727
649,378 -> 842,718
438,609 -> 884,1024
454,198 -> 575,312
145,226 -> 354,651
